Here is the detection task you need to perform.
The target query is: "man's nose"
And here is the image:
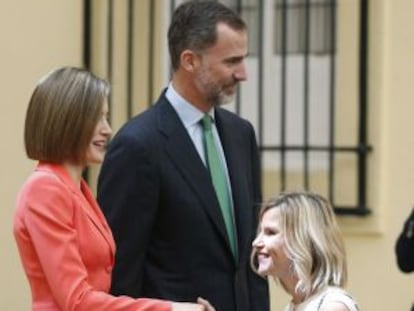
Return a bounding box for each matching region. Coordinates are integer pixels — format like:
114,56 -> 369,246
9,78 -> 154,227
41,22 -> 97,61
234,62 -> 247,81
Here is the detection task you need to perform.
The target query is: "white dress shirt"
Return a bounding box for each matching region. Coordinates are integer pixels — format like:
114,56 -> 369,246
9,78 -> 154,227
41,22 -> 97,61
165,84 -> 234,205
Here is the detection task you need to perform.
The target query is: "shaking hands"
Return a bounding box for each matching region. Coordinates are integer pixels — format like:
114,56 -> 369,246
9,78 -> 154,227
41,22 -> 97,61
171,297 -> 216,311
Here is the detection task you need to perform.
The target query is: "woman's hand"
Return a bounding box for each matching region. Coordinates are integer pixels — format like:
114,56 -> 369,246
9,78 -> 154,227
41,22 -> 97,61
197,297 -> 215,311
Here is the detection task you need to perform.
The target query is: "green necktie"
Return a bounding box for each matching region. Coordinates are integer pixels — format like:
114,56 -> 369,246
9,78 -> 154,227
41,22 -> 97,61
201,115 -> 237,258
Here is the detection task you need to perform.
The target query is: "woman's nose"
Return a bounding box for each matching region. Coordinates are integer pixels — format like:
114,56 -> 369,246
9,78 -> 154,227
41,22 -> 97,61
102,119 -> 112,136
252,235 -> 262,248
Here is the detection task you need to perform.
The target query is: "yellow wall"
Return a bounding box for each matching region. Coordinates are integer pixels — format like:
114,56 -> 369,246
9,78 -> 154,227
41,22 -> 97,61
1,0 -> 413,310
0,0 -> 82,308
271,1 -> 413,310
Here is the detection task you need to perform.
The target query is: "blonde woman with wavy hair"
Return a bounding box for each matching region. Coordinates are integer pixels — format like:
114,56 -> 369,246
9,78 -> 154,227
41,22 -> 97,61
251,192 -> 359,311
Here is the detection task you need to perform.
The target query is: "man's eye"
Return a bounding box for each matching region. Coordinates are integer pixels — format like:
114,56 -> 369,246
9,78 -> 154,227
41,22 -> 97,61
226,58 -> 242,65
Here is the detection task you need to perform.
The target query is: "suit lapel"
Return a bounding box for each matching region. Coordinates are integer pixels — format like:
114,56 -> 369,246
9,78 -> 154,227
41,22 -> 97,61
215,109 -> 250,262
157,99 -> 232,250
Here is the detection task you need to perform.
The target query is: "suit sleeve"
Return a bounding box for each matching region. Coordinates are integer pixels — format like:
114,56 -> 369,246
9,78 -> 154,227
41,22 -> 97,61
23,175 -> 170,311
395,208 -> 414,273
97,131 -> 159,297
245,123 -> 270,311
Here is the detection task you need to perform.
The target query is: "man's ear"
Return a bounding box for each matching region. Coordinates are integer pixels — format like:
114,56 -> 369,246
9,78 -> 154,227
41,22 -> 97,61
180,49 -> 200,72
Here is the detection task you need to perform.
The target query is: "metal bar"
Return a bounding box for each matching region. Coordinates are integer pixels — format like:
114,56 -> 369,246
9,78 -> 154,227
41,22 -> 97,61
260,145 -> 372,152
334,207 -> 371,216
280,0 -> 288,191
234,0 -> 242,114
303,0 -> 311,189
107,0 -> 114,117
168,0 -> 175,80
83,0 -> 92,70
257,0 -> 264,149
275,2 -> 332,10
358,0 -> 370,213
127,0 -> 134,119
148,0 -> 155,107
82,0 -> 92,183
328,0 -> 337,203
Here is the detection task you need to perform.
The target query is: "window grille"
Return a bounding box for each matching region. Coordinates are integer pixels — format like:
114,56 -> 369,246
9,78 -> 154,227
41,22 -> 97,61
83,0 -> 371,215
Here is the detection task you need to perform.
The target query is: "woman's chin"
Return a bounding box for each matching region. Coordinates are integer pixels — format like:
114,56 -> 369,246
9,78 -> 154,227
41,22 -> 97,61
257,266 -> 272,277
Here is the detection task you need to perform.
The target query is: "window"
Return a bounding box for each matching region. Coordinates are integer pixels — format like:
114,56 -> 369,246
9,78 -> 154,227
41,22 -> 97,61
84,0 -> 371,215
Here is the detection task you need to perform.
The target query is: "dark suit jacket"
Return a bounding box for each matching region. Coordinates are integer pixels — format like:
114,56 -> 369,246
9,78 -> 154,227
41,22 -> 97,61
97,92 -> 269,311
396,208 -> 414,273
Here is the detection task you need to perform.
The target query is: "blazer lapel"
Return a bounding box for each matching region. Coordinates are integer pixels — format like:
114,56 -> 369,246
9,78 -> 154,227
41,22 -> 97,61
157,98 -> 231,249
215,109 -> 251,262
78,180 -> 116,257
38,163 -> 115,258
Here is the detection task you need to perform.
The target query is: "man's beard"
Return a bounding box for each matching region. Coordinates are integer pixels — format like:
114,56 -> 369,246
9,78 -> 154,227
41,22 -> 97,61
196,70 -> 237,106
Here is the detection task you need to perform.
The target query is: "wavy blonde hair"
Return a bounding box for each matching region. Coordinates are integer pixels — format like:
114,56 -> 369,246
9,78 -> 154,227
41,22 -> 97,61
251,191 -> 347,298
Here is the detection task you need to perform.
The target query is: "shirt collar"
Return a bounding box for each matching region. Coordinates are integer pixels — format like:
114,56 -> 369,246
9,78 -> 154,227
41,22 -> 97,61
166,83 -> 215,127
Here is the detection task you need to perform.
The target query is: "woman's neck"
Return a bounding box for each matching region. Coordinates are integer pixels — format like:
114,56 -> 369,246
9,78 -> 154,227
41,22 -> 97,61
279,275 -> 304,305
62,162 -> 84,187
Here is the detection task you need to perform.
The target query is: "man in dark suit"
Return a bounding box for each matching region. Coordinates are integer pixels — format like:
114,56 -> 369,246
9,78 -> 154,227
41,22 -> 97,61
395,208 -> 414,311
97,2 -> 269,311
396,208 -> 414,273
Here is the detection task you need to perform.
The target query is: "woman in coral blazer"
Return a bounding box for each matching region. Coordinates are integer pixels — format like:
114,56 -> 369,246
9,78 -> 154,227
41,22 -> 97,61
13,67 -> 213,311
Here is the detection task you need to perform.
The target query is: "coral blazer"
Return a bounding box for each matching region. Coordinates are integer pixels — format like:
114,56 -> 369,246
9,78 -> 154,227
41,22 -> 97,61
13,163 -> 170,311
